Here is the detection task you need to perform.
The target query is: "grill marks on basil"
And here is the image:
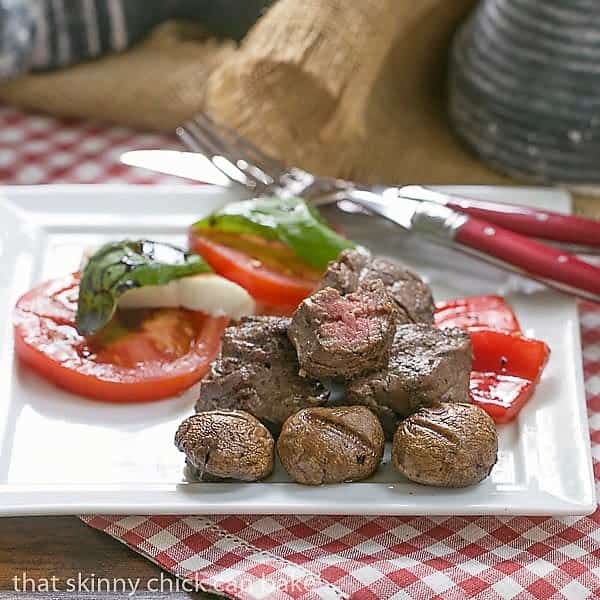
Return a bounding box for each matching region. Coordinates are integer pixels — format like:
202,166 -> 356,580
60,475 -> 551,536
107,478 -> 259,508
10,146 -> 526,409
192,197 -> 355,271
76,240 -> 211,336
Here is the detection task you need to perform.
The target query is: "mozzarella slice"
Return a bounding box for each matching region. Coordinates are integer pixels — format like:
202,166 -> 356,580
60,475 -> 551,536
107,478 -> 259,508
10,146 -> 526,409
176,274 -> 255,318
118,273 -> 255,320
117,279 -> 180,309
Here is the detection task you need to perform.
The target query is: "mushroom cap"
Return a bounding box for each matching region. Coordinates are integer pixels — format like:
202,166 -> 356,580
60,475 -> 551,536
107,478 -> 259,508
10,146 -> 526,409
277,406 -> 384,485
175,410 -> 274,481
392,402 -> 498,488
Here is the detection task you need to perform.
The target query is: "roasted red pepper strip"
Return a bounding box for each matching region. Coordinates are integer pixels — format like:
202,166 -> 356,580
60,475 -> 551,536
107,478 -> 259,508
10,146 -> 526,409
435,295 -> 521,333
468,327 -> 550,423
469,372 -> 536,424
436,296 -> 549,424
469,328 -> 550,381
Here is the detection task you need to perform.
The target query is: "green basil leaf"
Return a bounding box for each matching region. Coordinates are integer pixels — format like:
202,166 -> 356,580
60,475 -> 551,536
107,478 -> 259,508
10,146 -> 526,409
76,240 -> 211,336
192,196 -> 354,270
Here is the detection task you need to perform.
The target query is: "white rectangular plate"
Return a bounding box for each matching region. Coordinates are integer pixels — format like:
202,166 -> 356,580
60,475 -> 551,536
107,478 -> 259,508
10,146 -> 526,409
0,185 -> 595,516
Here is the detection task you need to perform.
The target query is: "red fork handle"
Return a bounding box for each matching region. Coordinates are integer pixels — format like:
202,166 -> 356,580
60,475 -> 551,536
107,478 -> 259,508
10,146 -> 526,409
446,198 -> 600,247
455,217 -> 600,301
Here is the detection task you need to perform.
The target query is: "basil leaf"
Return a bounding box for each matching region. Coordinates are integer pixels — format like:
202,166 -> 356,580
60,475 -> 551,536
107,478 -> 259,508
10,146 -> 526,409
76,240 -> 211,336
192,196 -> 354,270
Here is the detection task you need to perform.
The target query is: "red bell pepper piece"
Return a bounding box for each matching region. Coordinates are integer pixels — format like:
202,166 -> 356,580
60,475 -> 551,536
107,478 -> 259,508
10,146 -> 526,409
435,295 -> 521,333
435,296 -> 550,424
469,328 -> 550,381
469,372 -> 536,424
469,328 -> 550,423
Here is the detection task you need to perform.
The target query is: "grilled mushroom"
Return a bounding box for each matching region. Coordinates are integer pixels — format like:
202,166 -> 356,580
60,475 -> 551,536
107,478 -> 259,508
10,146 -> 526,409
175,410 -> 274,481
392,402 -> 497,487
277,406 -> 384,485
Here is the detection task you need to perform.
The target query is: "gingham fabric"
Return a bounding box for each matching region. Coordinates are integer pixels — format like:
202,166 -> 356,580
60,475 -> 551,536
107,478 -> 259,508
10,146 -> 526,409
0,104 -> 186,184
2,105 -> 600,600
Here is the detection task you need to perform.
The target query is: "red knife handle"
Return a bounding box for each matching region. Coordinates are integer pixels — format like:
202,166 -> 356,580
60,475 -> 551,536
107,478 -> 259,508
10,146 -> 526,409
446,199 -> 600,247
455,217 -> 600,298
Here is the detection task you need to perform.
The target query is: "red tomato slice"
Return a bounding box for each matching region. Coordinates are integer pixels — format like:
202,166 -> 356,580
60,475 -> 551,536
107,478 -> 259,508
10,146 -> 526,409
189,230 -> 318,307
435,295 -> 521,332
469,328 -> 550,381
470,372 -> 535,424
13,274 -> 227,403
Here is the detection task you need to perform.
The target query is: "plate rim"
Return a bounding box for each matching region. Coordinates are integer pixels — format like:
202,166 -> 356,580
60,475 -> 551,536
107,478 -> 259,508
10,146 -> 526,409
0,184 -> 595,517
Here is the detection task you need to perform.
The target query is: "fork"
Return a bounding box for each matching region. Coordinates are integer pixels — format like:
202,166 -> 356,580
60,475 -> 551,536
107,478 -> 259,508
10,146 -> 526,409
176,113 -> 600,253
175,112 -> 600,302
177,112 -> 347,200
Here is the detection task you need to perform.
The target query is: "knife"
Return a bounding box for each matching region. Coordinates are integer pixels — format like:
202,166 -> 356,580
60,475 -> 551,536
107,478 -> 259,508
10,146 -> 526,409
121,150 -> 231,187
396,185 -> 600,251
341,189 -> 600,303
122,149 -> 600,252
121,149 -> 600,302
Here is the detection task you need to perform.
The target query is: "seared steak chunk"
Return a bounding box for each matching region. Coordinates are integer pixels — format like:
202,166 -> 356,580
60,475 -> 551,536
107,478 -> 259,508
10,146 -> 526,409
320,248 -> 434,324
277,406 -> 384,485
392,402 -> 497,487
320,247 -> 371,295
361,256 -> 434,324
347,324 -> 472,433
288,280 -> 397,379
196,316 -> 329,431
175,410 -> 274,482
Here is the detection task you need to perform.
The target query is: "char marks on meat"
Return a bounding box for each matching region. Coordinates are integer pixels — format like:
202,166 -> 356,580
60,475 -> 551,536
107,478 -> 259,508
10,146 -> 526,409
347,324 -> 472,437
319,247 -> 370,296
320,248 -> 434,324
196,316 -> 329,432
288,279 -> 397,379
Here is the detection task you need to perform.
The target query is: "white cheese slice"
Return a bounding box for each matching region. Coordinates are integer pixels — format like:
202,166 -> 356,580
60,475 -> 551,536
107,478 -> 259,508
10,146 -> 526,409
117,279 -> 180,309
117,273 -> 255,320
81,246 -> 255,319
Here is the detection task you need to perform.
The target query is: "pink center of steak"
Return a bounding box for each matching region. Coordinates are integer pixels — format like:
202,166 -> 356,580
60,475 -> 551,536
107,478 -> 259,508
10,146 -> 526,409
288,281 -> 397,379
320,297 -> 380,349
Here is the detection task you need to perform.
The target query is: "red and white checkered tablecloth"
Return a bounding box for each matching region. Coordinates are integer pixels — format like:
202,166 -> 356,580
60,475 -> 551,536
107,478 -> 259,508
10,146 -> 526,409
0,105 -> 187,185
2,105 -> 600,600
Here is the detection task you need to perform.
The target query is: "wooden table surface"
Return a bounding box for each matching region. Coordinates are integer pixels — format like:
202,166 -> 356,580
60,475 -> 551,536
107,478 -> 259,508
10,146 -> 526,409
0,517 -> 215,599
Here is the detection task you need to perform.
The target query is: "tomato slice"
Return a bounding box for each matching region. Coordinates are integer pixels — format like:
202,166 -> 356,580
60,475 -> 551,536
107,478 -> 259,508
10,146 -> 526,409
189,230 -> 318,307
469,328 -> 550,381
13,274 -> 227,403
435,295 -> 521,332
469,372 -> 535,424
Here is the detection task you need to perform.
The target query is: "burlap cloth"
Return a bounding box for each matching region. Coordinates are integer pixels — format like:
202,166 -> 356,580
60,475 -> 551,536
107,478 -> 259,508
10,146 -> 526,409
0,0 -> 597,217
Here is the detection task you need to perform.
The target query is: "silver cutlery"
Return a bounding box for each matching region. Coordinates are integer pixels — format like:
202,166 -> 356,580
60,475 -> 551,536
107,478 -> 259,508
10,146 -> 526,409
125,113 -> 600,302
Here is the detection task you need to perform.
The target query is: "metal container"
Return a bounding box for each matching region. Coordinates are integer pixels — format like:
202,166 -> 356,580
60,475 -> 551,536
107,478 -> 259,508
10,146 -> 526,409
449,0 -> 600,184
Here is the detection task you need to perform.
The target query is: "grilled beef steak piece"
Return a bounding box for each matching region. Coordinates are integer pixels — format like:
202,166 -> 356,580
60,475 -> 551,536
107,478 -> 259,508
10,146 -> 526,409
320,247 -> 371,295
347,324 -> 472,436
288,280 -> 397,379
320,248 -> 434,324
196,316 -> 329,431
363,255 -> 434,324
277,406 -> 384,485
392,402 -> 498,487
175,410 -> 274,482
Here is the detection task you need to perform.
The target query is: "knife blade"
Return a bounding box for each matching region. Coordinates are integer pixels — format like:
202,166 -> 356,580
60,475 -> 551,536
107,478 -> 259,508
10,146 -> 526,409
120,150 -> 231,187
